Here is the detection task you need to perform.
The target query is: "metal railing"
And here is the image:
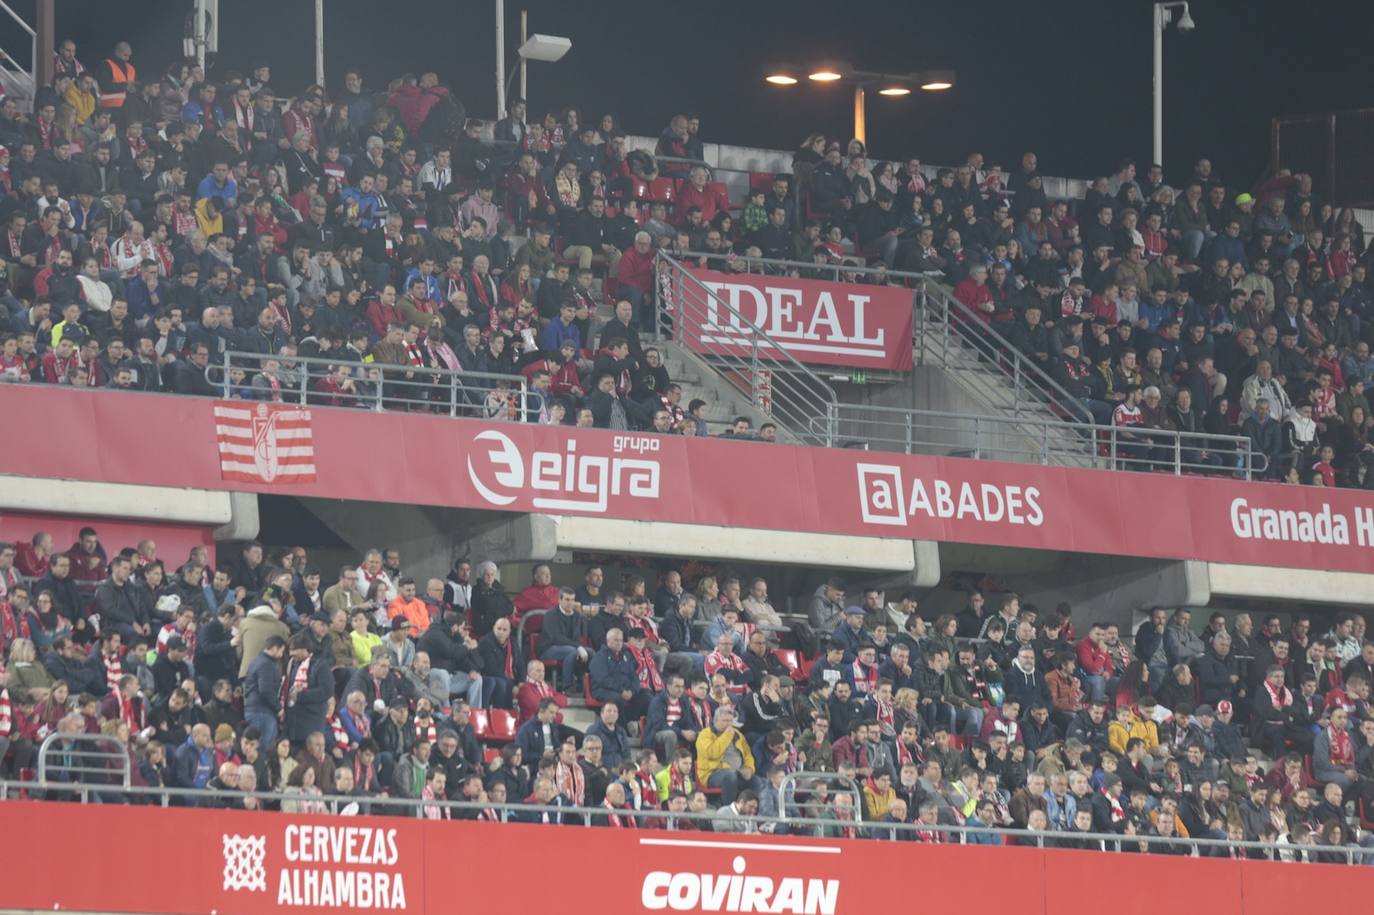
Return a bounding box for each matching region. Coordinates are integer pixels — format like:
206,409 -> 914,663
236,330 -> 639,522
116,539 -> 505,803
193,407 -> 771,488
815,403 -> 1262,477
656,251 -> 838,445
778,770 -> 862,827
36,732 -> 131,788
0,1 -> 35,108
689,250 -> 1094,425
0,779 -> 1360,864
210,350 -> 543,421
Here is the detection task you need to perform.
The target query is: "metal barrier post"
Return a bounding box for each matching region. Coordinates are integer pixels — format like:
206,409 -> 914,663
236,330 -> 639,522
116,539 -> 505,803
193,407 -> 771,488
749,333 -> 761,407
220,350 -> 231,398
1012,352 -> 1023,416
298,366 -> 309,405
1174,434 -> 1183,475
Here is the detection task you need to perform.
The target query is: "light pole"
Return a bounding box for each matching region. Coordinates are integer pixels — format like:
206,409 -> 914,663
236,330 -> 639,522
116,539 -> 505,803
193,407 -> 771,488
494,0 -> 571,118
765,65 -> 953,147
1152,1 -> 1195,168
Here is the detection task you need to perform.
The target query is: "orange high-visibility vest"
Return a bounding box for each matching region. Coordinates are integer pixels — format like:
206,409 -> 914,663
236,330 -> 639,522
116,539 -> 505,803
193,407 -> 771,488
99,58 -> 136,108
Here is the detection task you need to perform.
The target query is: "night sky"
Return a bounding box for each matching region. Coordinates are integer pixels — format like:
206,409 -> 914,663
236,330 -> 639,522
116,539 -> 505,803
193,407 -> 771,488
7,0 -> 1371,189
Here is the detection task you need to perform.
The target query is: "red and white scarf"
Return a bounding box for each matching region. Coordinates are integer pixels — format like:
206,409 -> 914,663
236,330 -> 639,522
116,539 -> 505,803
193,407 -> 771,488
421,785 -> 449,820
283,655 -> 311,713
103,652 -> 123,694
627,643 -> 664,693
1263,679 -> 1292,709
895,738 -> 924,769
1329,726 -> 1354,768
0,686 -> 12,738
1101,789 -> 1125,823
602,800 -> 634,828
849,660 -> 879,696
0,602 -> 31,646
114,691 -> 142,731
556,759 -> 584,806
871,694 -> 895,733
414,718 -> 438,745
329,714 -> 351,752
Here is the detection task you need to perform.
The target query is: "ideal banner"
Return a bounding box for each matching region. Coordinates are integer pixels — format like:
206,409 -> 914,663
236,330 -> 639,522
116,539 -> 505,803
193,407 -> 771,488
4,386 -> 1374,573
0,801 -> 1368,914
683,269 -> 915,372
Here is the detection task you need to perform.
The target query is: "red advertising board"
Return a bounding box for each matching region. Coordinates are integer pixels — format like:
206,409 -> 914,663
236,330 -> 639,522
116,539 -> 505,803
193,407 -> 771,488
4,385 -> 1374,573
0,801 -> 1366,914
683,268 -> 915,371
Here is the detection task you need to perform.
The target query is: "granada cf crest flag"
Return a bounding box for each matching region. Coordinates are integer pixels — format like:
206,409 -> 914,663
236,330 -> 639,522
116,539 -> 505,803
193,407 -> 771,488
214,402 -> 317,483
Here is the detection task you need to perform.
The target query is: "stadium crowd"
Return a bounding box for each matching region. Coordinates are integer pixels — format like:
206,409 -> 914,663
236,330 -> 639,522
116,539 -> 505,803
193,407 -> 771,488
2,526 -> 1374,861
2,31 -> 1374,860
8,37 -> 1374,475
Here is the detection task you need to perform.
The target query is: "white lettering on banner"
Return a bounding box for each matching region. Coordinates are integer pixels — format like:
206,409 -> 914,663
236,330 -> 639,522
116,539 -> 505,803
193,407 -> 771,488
276,868 -> 406,909
641,856 -> 838,914
1229,498 -> 1354,546
856,463 -> 1044,528
284,824 -> 400,865
467,429 -> 661,513
225,826 -> 407,908
699,280 -> 887,358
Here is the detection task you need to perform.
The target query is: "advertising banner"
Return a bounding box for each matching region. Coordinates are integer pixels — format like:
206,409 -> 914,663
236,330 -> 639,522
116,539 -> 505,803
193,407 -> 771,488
5,386 -> 1374,574
683,268 -> 915,371
0,802 -> 1367,914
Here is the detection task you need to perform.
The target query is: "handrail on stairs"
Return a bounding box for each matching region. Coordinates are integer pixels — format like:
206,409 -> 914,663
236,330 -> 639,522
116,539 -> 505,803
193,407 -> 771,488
655,251 -> 838,445
0,1 -> 36,104
680,250 -> 1094,426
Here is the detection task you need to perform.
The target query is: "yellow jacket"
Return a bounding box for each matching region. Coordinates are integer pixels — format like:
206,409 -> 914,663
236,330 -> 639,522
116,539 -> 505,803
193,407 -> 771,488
864,783 -> 897,820
1107,714 -> 1160,756
695,725 -> 754,784
195,197 -> 224,237
64,83 -> 96,125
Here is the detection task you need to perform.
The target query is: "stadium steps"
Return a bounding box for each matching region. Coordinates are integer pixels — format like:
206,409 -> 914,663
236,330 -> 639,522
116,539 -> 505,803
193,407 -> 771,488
917,323 -> 1099,468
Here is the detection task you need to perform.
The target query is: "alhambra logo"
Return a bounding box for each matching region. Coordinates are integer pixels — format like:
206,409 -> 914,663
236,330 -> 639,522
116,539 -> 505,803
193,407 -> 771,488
223,833 -> 267,892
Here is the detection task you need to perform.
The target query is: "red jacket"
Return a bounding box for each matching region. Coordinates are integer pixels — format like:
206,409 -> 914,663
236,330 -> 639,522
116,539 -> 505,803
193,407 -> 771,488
386,84 -> 449,133
513,584 -> 560,624
617,245 -> 655,295
13,542 -> 49,578
366,299 -> 402,339
253,213 -> 288,253
674,183 -> 731,225
1076,637 -> 1115,678
515,679 -> 568,726
953,278 -> 994,322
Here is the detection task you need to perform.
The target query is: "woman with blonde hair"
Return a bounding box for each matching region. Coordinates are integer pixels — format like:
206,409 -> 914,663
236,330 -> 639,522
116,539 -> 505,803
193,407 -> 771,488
7,638 -> 53,698
695,576 -> 722,622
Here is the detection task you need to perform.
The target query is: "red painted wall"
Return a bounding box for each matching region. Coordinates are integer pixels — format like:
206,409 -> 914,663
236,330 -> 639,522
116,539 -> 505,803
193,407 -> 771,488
0,510 -> 215,571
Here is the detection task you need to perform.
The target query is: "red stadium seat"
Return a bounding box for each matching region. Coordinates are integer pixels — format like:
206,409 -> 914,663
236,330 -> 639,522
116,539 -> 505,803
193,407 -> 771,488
749,171 -> 777,196
648,177 -> 677,204
470,708 -> 491,738
584,676 -> 604,709
486,709 -> 518,743
772,649 -> 802,678
708,180 -> 733,205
